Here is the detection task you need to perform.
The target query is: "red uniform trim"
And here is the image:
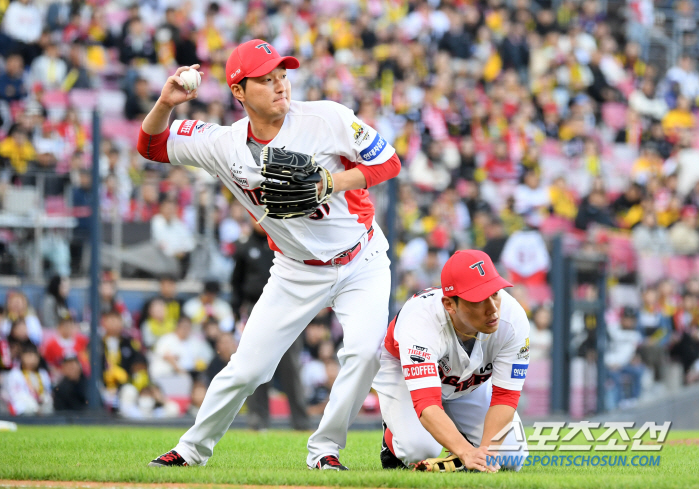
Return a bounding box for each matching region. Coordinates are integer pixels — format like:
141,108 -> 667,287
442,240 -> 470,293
384,426 -> 397,456
410,387 -> 444,417
247,123 -> 272,144
340,156 -> 375,230
137,127 -> 170,163
356,153 -> 401,188
490,385 -> 521,409
385,316 -> 400,359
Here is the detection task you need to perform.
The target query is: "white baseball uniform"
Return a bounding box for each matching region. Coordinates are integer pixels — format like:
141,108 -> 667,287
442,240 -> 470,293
163,100 -> 396,466
372,288 -> 530,470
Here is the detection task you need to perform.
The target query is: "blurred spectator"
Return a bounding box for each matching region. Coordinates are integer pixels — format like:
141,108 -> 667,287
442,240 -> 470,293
125,77 -> 156,121
52,356 -> 87,411
149,315 -> 213,380
302,339 -> 340,416
637,287 -> 672,382
119,17 -> 156,67
183,280 -> 234,332
668,206 -> 699,256
0,53 -> 28,102
97,272 -> 133,330
632,212 -> 671,255
629,78 -> 667,121
205,332 -> 237,383
574,189 -> 616,230
514,170 -> 550,226
1,291 -> 43,346
612,182 -> 644,228
101,310 -> 142,393
670,292 -> 699,380
230,222 -> 272,322
1,0 -> 43,62
501,227 -> 550,285
605,307 -> 645,409
663,54 -> 699,104
140,298 -> 177,349
529,306 -> 553,362
118,383 -> 180,419
151,197 -> 196,278
40,275 -> 71,330
64,43 -> 93,90
41,315 -> 88,373
2,344 -> 53,415
29,41 -> 67,90
139,275 -> 181,329
0,124 -> 36,177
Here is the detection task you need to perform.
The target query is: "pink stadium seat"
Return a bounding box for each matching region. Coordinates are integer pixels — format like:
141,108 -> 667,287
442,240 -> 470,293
666,256 -> 692,283
168,396 -> 190,415
637,254 -> 666,286
601,102 -> 627,131
269,393 -> 291,417
539,215 -> 574,236
69,89 -> 99,110
101,118 -> 140,142
98,89 -> 127,115
42,90 -> 69,110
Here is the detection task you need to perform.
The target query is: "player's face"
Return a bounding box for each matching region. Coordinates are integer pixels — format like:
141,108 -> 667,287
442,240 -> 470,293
238,66 -> 291,120
445,291 -> 502,337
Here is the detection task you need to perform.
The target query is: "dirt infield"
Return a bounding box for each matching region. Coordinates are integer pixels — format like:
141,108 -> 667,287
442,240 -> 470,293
665,439 -> 699,446
0,482 -> 342,489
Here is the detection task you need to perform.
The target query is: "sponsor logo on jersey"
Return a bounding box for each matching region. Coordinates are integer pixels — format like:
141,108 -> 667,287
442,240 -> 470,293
511,364 -> 528,379
438,356 -> 451,374
408,346 -> 431,363
351,122 -> 370,146
230,168 -> 249,188
403,363 -> 437,380
360,133 -> 387,161
517,338 -> 530,359
197,123 -> 214,134
479,362 -> 493,374
177,119 -> 198,136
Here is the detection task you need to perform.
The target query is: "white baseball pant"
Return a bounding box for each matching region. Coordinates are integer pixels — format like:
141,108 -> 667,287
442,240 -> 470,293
174,233 -> 391,467
374,347 -> 529,470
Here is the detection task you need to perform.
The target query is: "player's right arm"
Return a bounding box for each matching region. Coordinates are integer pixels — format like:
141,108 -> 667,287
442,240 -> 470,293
142,64 -> 202,137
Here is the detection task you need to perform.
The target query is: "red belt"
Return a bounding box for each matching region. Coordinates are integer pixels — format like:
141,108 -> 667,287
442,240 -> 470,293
304,227 -> 374,266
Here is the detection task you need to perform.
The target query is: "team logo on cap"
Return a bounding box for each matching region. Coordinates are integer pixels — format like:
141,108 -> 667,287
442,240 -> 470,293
256,43 -> 272,54
469,260 -> 486,276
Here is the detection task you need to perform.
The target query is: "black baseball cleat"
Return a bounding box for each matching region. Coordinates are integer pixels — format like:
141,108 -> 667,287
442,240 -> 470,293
380,421 -> 407,469
148,450 -> 188,467
309,455 -> 349,470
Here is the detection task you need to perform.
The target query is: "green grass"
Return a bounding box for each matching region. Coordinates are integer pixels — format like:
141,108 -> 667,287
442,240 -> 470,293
0,426 -> 698,488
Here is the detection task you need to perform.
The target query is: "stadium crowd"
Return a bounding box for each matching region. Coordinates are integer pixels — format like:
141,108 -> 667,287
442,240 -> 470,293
2,0 -> 699,418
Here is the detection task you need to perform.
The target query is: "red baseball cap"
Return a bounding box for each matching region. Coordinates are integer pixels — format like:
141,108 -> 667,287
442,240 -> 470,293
441,250 -> 513,302
225,39 -> 300,87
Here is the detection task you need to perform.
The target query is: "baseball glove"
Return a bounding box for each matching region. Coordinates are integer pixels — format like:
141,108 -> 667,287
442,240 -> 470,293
259,146 -> 334,220
412,454 -> 465,473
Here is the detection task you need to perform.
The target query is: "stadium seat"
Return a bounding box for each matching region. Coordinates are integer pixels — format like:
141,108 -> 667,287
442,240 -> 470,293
98,90 -> 127,115
666,256 -> 692,283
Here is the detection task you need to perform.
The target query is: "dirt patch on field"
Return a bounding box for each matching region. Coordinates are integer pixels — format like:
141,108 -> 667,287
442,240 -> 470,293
0,482 -> 343,489
665,439 -> 699,446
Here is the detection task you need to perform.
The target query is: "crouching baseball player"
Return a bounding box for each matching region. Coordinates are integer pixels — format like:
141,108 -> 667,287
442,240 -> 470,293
373,250 -> 530,472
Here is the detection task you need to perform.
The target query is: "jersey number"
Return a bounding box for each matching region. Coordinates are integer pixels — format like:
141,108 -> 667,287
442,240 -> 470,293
309,203 -> 331,220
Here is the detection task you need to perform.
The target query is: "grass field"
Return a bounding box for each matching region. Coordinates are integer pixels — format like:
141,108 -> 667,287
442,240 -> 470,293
1,426 -> 698,489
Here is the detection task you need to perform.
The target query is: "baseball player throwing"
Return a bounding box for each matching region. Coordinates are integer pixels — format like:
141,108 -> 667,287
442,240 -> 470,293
373,250 -> 530,472
138,39 -> 400,470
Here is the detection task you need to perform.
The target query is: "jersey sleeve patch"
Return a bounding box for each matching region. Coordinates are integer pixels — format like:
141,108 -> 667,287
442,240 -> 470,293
360,133 -> 388,162
511,364 -> 528,379
177,119 -> 199,136
403,363 -> 438,380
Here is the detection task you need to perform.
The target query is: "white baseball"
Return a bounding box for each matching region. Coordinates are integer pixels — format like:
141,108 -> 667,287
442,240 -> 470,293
180,69 -> 201,91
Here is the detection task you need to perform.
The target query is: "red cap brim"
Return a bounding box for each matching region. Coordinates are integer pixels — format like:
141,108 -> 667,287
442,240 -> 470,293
456,276 -> 513,303
247,56 -> 300,78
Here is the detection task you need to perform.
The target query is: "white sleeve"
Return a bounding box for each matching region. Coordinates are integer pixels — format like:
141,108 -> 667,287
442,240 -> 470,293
167,120 -> 229,177
320,102 -> 396,166
394,309 -> 444,392
491,305 -> 531,391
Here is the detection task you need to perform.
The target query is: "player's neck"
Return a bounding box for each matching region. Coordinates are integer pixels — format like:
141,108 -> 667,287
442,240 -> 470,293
248,114 -> 284,142
445,308 -> 479,341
